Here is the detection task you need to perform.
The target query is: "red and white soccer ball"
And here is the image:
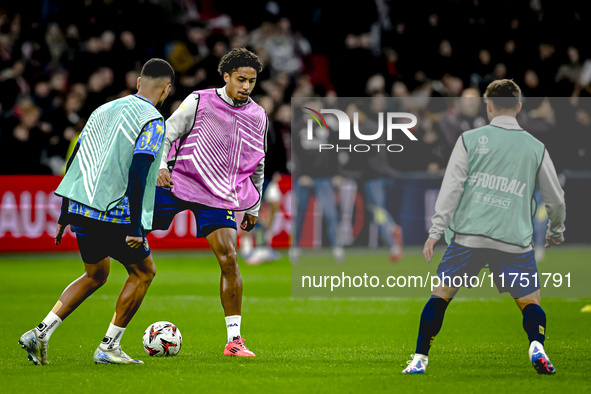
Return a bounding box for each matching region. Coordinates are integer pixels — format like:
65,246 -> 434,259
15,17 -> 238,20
142,321 -> 182,357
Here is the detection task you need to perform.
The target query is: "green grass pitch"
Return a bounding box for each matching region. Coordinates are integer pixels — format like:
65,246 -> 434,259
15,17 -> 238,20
1,248 -> 590,393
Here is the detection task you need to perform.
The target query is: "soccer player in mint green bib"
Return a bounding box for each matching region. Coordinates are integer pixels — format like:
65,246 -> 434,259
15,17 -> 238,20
18,59 -> 174,366
403,80 -> 565,375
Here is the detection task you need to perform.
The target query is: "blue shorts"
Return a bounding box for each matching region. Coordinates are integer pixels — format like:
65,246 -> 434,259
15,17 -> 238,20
71,216 -> 151,265
152,187 -> 237,238
437,240 -> 539,298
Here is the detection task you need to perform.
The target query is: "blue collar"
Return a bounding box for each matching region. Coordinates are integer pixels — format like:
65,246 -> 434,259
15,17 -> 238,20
134,94 -> 154,106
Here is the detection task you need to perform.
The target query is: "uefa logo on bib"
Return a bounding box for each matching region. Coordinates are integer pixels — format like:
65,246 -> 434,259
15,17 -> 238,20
477,135 -> 489,154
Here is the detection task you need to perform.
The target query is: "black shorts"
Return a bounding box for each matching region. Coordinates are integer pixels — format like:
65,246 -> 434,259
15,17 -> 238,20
71,216 -> 151,265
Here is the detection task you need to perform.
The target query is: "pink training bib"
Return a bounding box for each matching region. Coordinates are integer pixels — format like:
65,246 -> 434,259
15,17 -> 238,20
169,89 -> 266,210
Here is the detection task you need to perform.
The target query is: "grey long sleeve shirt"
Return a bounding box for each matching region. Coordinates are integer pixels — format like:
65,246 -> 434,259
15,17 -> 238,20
429,115 -> 566,253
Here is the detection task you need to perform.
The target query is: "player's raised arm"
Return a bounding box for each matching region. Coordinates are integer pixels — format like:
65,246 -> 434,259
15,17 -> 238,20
537,150 -> 566,247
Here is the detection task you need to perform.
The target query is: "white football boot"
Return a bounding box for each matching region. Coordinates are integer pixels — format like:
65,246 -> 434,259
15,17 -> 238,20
19,329 -> 49,365
529,341 -> 555,374
94,345 -> 144,364
402,353 -> 428,374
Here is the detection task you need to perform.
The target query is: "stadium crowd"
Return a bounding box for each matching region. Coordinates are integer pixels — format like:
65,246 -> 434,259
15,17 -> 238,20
0,0 -> 589,176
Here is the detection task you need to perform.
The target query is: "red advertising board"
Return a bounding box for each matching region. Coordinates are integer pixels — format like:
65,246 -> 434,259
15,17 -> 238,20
0,175 -> 292,252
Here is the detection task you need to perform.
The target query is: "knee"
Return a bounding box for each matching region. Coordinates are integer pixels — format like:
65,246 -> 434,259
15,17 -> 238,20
218,248 -> 238,274
432,286 -> 456,302
518,298 -> 541,311
140,264 -> 157,285
87,269 -> 109,288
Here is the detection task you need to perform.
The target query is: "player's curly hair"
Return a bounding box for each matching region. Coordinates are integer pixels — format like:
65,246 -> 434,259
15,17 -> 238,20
217,47 -> 263,77
484,79 -> 521,110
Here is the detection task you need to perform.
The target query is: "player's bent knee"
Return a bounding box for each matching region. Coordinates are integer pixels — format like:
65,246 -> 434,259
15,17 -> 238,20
515,290 -> 541,310
86,266 -> 110,287
127,257 -> 157,284
218,250 -> 239,272
140,263 -> 157,284
88,272 -> 109,287
133,269 -> 155,286
218,250 -> 238,265
432,284 -> 457,302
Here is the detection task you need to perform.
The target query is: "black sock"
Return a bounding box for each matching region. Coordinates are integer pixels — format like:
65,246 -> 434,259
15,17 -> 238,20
416,296 -> 449,356
522,304 -> 546,345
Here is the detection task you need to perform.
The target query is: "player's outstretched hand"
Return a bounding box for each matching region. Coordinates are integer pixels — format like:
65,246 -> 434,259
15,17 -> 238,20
545,234 -> 564,248
423,237 -> 438,263
157,168 -> 174,188
54,223 -> 66,245
126,236 -> 143,249
240,213 -> 258,232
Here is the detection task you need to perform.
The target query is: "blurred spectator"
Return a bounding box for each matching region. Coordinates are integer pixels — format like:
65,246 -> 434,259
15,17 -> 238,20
535,43 -> 560,95
291,98 -> 343,262
112,31 -> 143,83
0,0 -> 589,176
522,69 -> 542,97
81,67 -> 114,118
470,49 -> 494,92
555,46 -> 582,95
41,92 -> 84,167
45,23 -> 67,67
427,40 -> 454,81
439,88 -> 487,152
518,97 -> 557,158
332,33 -> 377,97
184,22 -> 209,64
31,75 -> 53,114
1,104 -> 51,174
339,102 -> 403,260
264,18 -> 310,77
195,34 -> 229,88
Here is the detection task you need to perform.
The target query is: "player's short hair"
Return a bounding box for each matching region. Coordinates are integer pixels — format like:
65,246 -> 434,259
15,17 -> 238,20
484,79 -> 521,110
140,58 -> 175,84
217,47 -> 263,77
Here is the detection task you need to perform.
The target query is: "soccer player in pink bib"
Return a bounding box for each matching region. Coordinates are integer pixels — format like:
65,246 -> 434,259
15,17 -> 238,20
154,48 -> 266,357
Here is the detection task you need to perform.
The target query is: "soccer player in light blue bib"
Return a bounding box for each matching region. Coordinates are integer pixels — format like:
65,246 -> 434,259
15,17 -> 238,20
18,59 -> 174,366
403,80 -> 565,375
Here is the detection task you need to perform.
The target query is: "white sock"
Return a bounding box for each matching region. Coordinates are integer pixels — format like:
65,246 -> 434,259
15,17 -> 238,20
225,315 -> 241,343
35,312 -> 62,343
101,323 -> 126,350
